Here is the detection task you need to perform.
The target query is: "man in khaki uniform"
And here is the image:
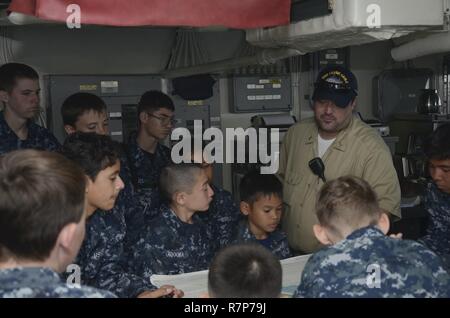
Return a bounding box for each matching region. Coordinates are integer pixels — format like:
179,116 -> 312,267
278,65 -> 401,253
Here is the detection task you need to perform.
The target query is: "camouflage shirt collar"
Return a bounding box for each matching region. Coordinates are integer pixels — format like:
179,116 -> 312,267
0,111 -> 39,139
0,267 -> 60,287
429,181 -> 450,199
129,131 -> 167,158
238,219 -> 286,243
161,204 -> 201,229
345,226 -> 384,241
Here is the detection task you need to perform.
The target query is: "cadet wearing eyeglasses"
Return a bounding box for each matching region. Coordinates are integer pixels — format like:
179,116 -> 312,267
277,65 -> 401,254
125,90 -> 176,190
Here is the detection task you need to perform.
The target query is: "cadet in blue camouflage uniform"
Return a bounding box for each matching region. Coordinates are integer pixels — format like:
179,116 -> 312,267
125,90 -> 175,190
0,63 -> 60,155
74,204 -> 156,298
0,149 -> 114,298
61,133 -> 182,298
131,164 -> 215,279
419,123 -> 450,272
123,91 -> 176,252
294,176 -> 450,298
189,147 -> 241,251
60,92 -> 148,270
232,171 -> 291,259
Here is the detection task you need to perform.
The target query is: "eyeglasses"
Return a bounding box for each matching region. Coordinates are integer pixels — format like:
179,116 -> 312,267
148,113 -> 177,126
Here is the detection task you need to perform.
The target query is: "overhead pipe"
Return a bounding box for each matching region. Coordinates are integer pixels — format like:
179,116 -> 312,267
162,47 -> 303,78
391,31 -> 450,62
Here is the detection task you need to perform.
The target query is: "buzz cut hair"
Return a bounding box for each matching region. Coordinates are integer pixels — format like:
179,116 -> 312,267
159,163 -> 204,203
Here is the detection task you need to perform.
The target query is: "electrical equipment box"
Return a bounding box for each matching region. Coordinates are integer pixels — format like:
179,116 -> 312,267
229,75 -> 292,113
314,48 -> 348,69
372,69 -> 433,122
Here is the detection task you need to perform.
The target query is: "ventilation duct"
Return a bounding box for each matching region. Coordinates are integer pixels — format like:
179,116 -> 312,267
247,0 -> 445,54
162,47 -> 301,78
391,31 -> 450,61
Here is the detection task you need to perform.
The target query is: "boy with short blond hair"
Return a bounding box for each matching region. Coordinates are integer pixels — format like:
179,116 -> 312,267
294,176 -> 450,298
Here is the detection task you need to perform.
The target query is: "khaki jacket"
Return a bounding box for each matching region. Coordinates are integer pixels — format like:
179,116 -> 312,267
278,116 -> 401,253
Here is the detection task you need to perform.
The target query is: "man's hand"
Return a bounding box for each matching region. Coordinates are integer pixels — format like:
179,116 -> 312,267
137,285 -> 184,298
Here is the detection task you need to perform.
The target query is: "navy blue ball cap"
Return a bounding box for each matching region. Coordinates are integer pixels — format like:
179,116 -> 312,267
312,64 -> 358,108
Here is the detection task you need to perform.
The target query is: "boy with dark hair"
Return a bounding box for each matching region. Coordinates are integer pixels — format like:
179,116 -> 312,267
419,123 -> 450,271
294,176 -> 450,298
59,91 -> 134,192
207,243 -> 282,298
126,90 -> 175,189
61,132 -> 181,298
0,149 -> 114,297
234,171 -> 291,259
59,93 -> 157,273
0,63 -> 60,155
61,92 -> 108,135
131,163 -> 214,278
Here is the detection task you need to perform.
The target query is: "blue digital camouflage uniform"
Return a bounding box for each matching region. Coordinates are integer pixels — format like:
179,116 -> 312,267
73,195 -> 156,298
116,144 -> 154,248
0,267 -> 115,298
419,182 -> 450,272
116,150 -> 142,239
197,184 -> 242,251
294,226 -> 450,298
118,150 -> 135,197
131,204 -> 214,280
134,187 -> 163,222
125,131 -> 172,190
0,111 -> 60,155
233,219 -> 292,259
122,187 -> 163,262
